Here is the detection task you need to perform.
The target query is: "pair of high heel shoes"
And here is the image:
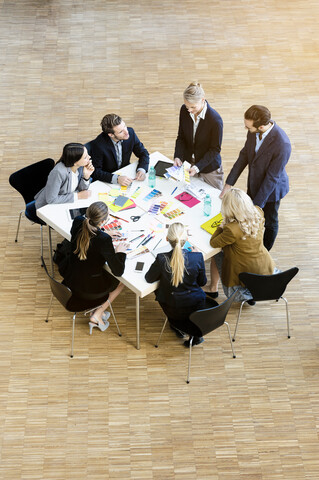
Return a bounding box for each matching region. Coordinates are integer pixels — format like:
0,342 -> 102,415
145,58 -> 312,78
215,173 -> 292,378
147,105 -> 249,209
89,311 -> 111,334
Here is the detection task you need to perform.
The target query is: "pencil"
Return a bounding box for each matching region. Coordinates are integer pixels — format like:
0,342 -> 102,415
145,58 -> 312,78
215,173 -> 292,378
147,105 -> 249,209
153,238 -> 162,251
109,213 -> 129,223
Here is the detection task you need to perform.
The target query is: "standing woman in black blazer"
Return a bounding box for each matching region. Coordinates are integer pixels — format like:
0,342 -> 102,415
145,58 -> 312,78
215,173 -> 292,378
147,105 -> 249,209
145,223 -> 214,347
63,202 -> 129,334
174,82 -> 224,190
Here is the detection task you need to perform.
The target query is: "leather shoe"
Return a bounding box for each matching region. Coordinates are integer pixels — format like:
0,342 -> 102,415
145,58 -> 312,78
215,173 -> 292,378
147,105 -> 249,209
183,337 -> 204,347
205,291 -> 219,299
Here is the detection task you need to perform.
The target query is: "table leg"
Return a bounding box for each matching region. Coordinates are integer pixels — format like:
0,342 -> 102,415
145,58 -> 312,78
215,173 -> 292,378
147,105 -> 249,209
136,294 -> 140,350
48,225 -> 54,277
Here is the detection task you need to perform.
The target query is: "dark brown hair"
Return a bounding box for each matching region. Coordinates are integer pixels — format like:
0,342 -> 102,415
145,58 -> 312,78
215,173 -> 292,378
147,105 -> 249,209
244,105 -> 271,128
100,114 -> 122,134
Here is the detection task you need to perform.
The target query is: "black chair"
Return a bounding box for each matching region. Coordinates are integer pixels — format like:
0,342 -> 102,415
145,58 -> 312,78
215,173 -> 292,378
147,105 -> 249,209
84,141 -> 93,155
232,267 -> 299,342
155,291 -> 237,383
9,158 -> 55,258
42,257 -> 122,358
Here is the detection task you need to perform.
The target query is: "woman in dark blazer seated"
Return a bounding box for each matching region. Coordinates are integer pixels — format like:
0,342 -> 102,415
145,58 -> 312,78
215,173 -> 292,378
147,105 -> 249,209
145,223 -> 215,347
174,82 -> 224,190
63,201 -> 129,334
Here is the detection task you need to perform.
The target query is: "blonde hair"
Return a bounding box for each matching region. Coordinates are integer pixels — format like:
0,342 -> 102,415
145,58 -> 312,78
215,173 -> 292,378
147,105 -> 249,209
183,82 -> 205,104
221,188 -> 263,239
74,202 -> 109,260
165,223 -> 188,287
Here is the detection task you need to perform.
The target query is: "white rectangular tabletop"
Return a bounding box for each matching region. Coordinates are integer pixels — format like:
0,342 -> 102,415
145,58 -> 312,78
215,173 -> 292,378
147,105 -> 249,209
37,151 -> 221,299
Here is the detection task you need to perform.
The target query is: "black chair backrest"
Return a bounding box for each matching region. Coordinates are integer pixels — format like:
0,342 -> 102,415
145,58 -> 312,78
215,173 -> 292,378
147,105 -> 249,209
239,267 -> 299,302
189,290 -> 238,337
9,158 -> 55,205
42,257 -> 73,309
84,141 -> 93,156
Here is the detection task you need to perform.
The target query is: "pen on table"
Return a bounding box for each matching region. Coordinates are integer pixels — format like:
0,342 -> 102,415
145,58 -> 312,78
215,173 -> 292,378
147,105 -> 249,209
130,234 -> 144,243
109,213 -> 129,223
153,238 -> 162,251
136,233 -> 151,248
141,235 -> 154,246
171,186 -> 177,195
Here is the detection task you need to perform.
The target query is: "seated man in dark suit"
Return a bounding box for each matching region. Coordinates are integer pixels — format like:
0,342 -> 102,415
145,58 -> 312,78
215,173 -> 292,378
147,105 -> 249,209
91,113 -> 150,186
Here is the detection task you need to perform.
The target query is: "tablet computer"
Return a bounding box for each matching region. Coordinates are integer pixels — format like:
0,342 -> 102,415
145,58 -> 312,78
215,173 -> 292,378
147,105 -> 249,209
69,207 -> 87,220
154,160 -> 173,177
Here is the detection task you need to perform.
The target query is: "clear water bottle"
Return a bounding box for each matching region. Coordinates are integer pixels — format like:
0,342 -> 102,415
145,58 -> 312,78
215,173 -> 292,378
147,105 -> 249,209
148,166 -> 156,188
203,194 -> 211,216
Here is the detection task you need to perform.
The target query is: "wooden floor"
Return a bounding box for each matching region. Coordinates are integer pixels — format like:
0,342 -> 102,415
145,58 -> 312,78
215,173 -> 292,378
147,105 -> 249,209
1,1 -> 319,478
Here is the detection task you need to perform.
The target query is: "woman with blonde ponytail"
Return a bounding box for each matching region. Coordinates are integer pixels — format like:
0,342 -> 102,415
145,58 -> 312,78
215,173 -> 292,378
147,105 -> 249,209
63,201 -> 129,333
145,223 -> 215,347
174,82 -> 224,190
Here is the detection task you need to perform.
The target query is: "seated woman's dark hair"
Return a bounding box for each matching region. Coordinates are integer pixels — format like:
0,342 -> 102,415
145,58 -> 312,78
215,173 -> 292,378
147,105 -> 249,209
74,202 -> 109,260
59,143 -> 85,167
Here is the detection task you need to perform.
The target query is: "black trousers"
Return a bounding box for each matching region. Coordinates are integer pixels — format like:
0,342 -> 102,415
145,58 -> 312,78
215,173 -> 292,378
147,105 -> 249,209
263,200 -> 281,251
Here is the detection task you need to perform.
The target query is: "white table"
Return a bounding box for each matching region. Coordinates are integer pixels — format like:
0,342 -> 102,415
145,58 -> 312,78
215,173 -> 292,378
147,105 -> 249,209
37,152 -> 221,349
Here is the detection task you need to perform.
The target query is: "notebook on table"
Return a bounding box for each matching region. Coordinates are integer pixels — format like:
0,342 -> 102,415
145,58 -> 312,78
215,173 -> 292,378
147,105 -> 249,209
201,212 -> 223,235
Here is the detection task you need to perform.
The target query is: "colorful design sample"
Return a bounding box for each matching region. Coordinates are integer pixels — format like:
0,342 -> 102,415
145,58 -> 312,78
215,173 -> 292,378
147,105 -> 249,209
142,189 -> 162,202
163,208 -> 184,220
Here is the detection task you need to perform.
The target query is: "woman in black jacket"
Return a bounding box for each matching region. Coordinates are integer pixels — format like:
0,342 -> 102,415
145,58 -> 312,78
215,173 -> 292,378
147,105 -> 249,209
63,201 -> 129,333
145,222 -> 214,347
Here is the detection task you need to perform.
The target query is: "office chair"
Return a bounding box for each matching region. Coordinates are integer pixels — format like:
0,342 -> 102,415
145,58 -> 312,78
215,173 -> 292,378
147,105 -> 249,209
42,257 -> 122,358
9,158 -> 55,259
232,267 -> 299,342
155,291 -> 237,383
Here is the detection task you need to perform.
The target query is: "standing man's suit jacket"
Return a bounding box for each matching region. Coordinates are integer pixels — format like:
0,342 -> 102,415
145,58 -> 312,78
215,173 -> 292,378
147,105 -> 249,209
174,101 -> 223,173
226,122 -> 291,208
91,127 -> 149,183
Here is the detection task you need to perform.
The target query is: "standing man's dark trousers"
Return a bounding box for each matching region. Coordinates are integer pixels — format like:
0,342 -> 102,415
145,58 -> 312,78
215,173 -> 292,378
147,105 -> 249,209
262,200 -> 281,251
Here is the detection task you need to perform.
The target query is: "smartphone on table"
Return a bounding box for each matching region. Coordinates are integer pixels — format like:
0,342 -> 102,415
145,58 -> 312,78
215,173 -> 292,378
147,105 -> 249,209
135,261 -> 144,273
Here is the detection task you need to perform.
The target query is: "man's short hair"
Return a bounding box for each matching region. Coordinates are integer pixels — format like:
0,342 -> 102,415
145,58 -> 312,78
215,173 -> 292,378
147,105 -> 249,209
100,114 -> 122,134
244,105 -> 271,128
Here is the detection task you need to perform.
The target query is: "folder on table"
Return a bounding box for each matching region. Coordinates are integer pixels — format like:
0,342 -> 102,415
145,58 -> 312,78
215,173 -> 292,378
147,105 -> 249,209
201,212 -> 223,235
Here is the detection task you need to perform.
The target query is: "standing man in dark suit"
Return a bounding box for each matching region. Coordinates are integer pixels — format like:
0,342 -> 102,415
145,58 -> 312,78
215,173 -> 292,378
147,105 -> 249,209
91,113 -> 149,186
220,105 -> 291,250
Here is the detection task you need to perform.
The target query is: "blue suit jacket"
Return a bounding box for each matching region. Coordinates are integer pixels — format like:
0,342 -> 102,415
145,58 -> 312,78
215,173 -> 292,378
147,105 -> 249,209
174,101 -> 223,173
145,250 -> 207,307
226,123 -> 291,208
91,127 -> 149,183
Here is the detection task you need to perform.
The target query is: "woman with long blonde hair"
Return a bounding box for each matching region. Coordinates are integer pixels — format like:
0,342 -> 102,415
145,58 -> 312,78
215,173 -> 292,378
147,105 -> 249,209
210,188 -> 277,303
145,222 -> 214,347
63,201 -> 129,333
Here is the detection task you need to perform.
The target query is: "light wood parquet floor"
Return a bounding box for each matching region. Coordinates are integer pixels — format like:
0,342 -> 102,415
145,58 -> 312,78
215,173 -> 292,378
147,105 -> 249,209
1,1 -> 319,479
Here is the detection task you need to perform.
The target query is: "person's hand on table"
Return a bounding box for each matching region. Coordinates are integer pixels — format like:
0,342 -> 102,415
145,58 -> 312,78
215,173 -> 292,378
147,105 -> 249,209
118,175 -> 133,186
188,166 -> 197,177
135,170 -> 146,181
191,245 -> 199,252
108,230 -> 123,239
83,160 -> 95,179
78,190 -> 92,199
173,157 -> 183,167
115,241 -> 130,253
219,183 -> 231,198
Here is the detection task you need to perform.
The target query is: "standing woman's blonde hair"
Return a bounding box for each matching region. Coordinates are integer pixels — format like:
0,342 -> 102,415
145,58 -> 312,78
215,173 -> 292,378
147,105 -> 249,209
166,222 -> 188,287
221,188 -> 263,238
183,82 -> 205,104
74,202 -> 109,260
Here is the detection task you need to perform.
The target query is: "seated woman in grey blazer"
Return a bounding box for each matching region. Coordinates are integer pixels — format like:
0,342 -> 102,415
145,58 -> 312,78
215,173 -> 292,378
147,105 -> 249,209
34,142 -> 94,210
